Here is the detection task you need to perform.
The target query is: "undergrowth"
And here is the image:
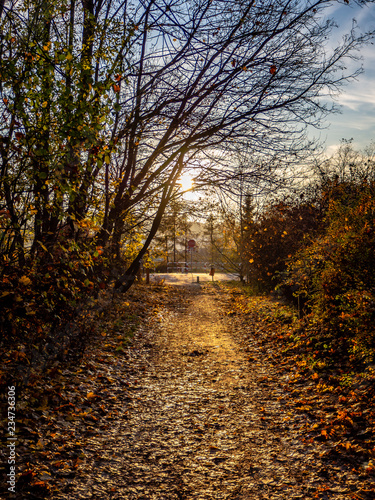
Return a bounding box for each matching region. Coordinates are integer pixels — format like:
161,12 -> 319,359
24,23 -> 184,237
221,281 -> 375,474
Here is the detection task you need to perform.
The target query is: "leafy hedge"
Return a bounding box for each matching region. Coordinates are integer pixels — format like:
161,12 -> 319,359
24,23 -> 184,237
284,181 -> 375,365
244,197 -> 322,292
242,145 -> 375,366
0,239 -> 109,387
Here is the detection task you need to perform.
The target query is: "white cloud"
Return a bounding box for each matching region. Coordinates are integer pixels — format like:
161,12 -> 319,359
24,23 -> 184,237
338,83 -> 375,111
353,4 -> 375,28
325,143 -> 341,157
309,3 -> 375,153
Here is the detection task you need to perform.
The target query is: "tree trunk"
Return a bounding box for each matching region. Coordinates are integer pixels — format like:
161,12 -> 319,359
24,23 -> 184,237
114,208 -> 165,292
115,154 -> 186,292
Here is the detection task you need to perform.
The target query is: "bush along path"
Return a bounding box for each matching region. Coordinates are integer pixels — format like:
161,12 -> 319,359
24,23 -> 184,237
1,282 -> 375,499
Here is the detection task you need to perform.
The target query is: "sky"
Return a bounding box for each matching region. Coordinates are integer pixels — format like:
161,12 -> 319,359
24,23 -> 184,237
316,2 -> 375,155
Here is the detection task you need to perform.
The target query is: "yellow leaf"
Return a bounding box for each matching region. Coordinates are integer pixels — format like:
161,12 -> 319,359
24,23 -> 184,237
38,241 -> 48,252
19,276 -> 32,286
35,439 -> 45,449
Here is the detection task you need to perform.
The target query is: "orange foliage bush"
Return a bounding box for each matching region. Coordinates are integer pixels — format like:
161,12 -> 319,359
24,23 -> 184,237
244,198 -> 321,292
284,180 -> 375,364
0,240 -> 109,382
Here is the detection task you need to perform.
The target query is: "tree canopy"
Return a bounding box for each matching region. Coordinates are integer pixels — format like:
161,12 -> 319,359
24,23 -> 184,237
0,0 -> 374,290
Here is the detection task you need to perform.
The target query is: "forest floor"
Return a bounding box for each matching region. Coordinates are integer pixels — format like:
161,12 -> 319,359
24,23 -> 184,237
1,282 -> 375,499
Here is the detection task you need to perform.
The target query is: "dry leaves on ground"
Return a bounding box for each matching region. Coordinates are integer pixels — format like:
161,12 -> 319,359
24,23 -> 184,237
1,282 -> 374,499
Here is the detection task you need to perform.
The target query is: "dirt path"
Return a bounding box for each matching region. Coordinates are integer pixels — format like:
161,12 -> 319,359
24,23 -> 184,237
45,283 -> 368,500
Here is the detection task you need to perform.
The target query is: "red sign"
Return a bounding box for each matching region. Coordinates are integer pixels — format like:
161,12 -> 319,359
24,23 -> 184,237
187,239 -> 196,248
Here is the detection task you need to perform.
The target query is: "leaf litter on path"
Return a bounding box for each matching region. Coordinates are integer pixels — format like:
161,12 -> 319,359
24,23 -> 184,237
2,282 -> 374,499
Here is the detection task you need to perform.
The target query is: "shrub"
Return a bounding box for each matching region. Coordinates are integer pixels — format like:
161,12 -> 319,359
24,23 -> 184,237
245,197 -> 321,291
284,181 -> 375,364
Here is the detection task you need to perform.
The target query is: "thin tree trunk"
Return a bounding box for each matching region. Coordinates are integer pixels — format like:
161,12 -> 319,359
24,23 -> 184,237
115,153 -> 186,292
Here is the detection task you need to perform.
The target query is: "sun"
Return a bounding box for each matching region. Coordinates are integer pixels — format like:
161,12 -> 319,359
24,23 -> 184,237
178,173 -> 194,192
